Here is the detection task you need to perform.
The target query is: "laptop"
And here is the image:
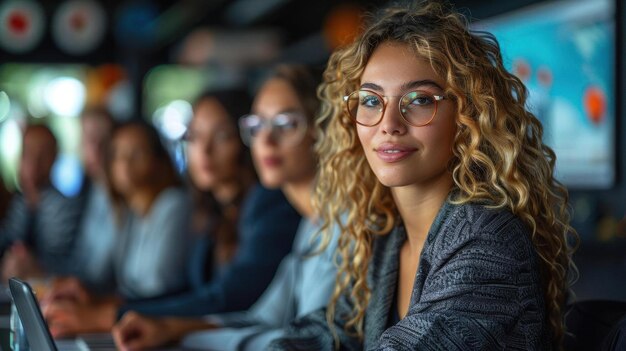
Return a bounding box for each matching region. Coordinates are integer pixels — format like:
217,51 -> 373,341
8,278 -> 116,351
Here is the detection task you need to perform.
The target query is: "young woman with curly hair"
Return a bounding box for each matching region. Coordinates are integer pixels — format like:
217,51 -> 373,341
269,1 -> 577,350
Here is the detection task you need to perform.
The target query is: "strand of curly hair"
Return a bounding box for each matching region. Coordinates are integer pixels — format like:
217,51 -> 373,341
311,1 -> 578,349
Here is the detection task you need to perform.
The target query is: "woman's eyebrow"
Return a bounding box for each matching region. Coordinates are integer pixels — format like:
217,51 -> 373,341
254,108 -> 301,118
360,82 -> 383,91
278,108 -> 301,114
401,79 -> 444,91
360,80 -> 444,93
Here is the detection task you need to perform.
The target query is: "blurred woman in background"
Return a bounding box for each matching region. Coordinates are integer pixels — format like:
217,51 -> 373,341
107,121 -> 192,299
43,121 -> 193,334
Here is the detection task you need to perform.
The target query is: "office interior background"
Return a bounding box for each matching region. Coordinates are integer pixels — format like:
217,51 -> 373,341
0,0 -> 624,301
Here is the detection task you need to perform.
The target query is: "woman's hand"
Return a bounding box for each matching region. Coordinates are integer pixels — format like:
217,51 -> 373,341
42,297 -> 119,338
112,312 -> 173,351
112,312 -> 216,351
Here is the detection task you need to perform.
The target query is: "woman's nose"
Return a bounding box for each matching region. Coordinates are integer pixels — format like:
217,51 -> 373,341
379,101 -> 407,135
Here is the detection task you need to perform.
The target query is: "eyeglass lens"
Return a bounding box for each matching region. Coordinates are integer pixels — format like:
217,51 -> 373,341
239,113 -> 306,146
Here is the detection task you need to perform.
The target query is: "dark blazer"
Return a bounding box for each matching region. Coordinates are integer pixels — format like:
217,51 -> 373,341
0,186 -> 82,275
118,183 -> 301,317
269,200 -> 552,350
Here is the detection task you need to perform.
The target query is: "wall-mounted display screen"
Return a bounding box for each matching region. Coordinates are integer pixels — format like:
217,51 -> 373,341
476,0 -> 616,188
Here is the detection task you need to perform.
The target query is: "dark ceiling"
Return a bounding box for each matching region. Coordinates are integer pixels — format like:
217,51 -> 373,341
1,0 -> 548,64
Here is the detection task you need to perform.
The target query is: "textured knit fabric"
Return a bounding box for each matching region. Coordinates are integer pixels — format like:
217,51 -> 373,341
0,186 -> 82,275
268,200 -> 551,350
181,218 -> 340,351
118,184 -> 301,317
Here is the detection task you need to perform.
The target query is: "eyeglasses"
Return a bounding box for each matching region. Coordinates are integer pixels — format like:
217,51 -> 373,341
343,89 -> 446,127
238,112 -> 308,147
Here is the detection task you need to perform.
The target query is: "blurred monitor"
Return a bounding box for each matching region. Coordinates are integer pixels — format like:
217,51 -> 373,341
476,0 -> 616,189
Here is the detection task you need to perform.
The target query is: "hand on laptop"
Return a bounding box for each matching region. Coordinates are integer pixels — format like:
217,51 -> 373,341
42,296 -> 119,338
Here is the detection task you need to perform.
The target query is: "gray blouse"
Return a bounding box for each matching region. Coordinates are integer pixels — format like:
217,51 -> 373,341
115,187 -> 192,299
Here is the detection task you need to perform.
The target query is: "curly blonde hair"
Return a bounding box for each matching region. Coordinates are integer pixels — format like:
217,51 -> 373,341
313,1 -> 577,349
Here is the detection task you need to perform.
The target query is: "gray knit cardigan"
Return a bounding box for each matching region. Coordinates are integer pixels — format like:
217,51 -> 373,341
268,200 -> 552,350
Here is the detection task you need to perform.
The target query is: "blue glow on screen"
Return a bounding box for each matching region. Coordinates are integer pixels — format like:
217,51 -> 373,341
476,0 -> 615,188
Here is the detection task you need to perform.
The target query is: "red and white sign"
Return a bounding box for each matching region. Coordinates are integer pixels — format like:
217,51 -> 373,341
0,0 -> 45,54
53,0 -> 106,55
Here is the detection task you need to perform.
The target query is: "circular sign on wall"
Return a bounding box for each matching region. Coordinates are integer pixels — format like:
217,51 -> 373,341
52,0 -> 106,55
0,0 -> 45,54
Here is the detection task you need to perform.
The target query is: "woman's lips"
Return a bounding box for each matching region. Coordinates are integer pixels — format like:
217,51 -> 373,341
374,143 -> 417,163
261,156 -> 283,167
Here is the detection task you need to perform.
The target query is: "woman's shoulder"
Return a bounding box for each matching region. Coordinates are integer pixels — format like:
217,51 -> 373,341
243,183 -> 289,209
443,201 -> 529,239
429,201 -> 535,262
160,185 -> 190,200
238,183 -> 301,242
298,217 -> 342,257
241,183 -> 300,222
151,186 -> 192,214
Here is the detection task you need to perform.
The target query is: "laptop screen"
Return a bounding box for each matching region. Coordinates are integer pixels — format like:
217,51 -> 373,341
8,278 -> 58,351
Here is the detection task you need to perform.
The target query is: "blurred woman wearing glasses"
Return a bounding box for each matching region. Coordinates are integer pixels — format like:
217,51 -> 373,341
267,1 -> 577,350
111,64 -> 340,351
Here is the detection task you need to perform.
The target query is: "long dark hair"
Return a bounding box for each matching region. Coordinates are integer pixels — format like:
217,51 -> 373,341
188,88 -> 255,267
